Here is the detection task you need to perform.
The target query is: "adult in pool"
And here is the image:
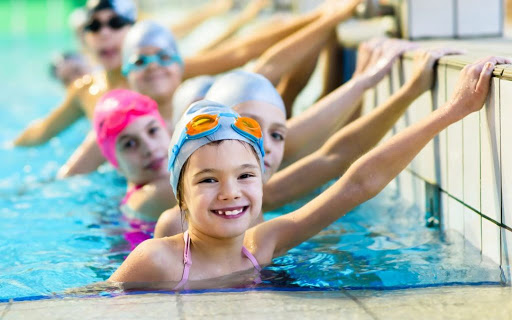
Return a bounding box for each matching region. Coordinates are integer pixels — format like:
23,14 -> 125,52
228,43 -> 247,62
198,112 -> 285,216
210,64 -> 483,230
109,56 -> 506,288
154,44 -> 460,237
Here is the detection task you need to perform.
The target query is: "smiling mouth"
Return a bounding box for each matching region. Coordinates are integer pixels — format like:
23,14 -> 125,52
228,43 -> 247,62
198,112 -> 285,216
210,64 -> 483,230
210,206 -> 248,219
99,48 -> 118,59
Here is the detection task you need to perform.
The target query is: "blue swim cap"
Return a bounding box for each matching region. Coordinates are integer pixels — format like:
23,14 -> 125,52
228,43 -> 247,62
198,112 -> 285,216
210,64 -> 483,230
168,100 -> 265,197
172,76 -> 215,126
122,21 -> 182,72
86,0 -> 137,22
205,71 -> 286,116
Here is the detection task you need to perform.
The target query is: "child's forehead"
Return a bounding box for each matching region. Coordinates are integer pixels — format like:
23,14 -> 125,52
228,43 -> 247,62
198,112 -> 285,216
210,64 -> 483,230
187,141 -> 259,171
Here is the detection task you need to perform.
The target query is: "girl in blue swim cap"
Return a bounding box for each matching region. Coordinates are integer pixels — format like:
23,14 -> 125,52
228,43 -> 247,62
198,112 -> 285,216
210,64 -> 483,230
109,56 -> 505,288
154,43 -> 466,237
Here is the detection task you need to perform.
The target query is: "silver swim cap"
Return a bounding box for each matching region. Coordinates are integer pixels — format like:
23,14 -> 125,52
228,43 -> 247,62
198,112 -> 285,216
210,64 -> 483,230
172,76 -> 215,126
122,20 -> 182,72
205,71 -> 286,116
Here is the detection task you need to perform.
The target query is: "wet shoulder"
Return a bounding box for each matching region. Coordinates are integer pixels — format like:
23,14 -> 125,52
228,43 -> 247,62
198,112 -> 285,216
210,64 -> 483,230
138,234 -> 186,281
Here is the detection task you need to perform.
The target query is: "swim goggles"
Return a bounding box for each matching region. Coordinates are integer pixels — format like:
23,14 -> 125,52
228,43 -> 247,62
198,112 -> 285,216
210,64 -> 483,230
84,15 -> 133,33
168,113 -> 265,170
122,51 -> 183,76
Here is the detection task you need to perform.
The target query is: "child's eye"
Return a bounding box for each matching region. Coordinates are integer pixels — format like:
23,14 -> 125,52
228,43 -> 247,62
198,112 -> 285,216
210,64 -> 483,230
271,132 -> 284,141
148,126 -> 159,135
123,139 -> 137,150
239,173 -> 255,179
199,178 -> 217,183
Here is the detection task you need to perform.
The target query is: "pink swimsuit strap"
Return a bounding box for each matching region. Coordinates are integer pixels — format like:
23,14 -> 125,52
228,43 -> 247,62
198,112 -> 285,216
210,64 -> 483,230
120,184 -> 145,205
174,231 -> 262,290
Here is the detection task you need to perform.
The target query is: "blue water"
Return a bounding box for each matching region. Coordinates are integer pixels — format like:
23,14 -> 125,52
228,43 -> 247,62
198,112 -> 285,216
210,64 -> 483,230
0,34 -> 503,301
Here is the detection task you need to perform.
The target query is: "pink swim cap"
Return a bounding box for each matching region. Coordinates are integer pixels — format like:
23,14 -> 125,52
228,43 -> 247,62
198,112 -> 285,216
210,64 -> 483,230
93,89 -> 166,168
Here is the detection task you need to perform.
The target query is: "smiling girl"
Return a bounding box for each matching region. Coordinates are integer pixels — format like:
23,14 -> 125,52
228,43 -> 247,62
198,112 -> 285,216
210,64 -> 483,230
110,55 -> 506,288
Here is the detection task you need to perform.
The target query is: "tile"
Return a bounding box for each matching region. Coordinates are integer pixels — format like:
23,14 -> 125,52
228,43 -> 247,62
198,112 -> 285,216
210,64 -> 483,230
5,294 -> 178,320
482,218 -> 501,264
413,173 -> 426,214
501,228 -> 512,283
402,0 -> 455,39
440,191 -> 450,232
480,78 -> 501,222
462,110 -> 481,211
397,170 -> 415,205
501,80 -> 512,228
446,67 -> 464,201
456,0 -> 502,37
435,65 -> 448,190
446,196 -> 464,235
463,206 -> 482,252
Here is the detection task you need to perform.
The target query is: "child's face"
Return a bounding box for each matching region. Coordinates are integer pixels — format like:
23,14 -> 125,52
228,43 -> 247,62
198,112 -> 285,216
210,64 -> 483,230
84,9 -> 131,71
182,140 -> 263,238
234,102 -> 287,183
56,59 -> 90,86
115,115 -> 170,185
127,46 -> 183,102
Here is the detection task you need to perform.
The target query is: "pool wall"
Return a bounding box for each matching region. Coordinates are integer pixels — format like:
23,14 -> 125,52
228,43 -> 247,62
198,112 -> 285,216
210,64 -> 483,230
360,42 -> 512,284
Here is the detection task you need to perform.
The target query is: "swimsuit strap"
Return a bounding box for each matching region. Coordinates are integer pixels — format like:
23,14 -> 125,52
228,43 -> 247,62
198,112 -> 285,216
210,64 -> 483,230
120,184 -> 145,205
173,233 -> 262,290
174,231 -> 192,290
242,246 -> 262,271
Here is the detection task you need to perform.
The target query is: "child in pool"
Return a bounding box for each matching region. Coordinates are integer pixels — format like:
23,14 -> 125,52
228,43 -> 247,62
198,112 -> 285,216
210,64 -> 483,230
14,0 -> 359,149
93,89 -> 174,224
110,56 -> 506,288
58,1 -> 366,177
154,46 -> 461,237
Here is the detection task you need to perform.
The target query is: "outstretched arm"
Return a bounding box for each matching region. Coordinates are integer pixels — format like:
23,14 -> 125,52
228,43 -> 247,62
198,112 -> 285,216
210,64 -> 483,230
264,48 -> 461,210
14,87 -> 84,146
281,39 -> 416,166
199,0 -> 269,53
252,56 -> 507,257
251,0 -> 362,85
170,0 -> 233,39
57,130 -> 105,178
182,8 -> 321,79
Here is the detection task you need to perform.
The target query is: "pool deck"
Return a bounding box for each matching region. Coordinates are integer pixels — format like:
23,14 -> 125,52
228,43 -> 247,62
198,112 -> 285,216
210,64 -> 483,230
1,286 -> 511,319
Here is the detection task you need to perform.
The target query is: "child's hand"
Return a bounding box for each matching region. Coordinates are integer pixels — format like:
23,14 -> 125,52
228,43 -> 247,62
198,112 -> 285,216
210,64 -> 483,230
407,48 -> 464,96
446,56 -> 511,120
357,38 -> 417,89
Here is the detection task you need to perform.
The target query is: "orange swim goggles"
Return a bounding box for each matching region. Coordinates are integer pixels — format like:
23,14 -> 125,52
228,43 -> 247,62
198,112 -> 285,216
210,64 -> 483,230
169,113 -> 265,170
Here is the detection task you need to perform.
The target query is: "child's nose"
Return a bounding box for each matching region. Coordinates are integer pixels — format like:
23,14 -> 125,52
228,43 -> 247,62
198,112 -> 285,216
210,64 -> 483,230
217,179 -> 241,201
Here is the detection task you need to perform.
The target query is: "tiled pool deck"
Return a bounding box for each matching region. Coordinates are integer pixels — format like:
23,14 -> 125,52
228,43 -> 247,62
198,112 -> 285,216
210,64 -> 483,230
1,286 -> 511,319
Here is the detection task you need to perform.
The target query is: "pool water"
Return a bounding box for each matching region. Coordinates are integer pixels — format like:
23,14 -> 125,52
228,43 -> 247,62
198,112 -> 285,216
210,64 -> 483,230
0,32 -> 504,301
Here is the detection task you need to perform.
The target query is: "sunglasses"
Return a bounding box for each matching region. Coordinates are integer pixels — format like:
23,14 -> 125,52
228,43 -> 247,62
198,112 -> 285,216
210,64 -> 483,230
122,51 -> 183,75
84,15 -> 132,33
169,113 -> 264,170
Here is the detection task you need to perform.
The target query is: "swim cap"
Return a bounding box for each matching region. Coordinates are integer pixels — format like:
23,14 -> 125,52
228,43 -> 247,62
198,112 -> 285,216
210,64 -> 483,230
86,0 -> 137,23
168,100 -> 265,196
94,89 -> 166,168
172,76 -> 215,126
122,21 -> 182,72
205,71 -> 286,116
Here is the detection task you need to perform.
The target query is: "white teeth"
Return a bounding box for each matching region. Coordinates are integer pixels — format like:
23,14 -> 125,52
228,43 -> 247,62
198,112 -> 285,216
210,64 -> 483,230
214,208 -> 244,216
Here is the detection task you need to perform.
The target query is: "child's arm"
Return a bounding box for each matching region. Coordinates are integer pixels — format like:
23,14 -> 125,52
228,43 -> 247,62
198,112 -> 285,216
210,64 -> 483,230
14,87 -> 84,146
57,130 -> 105,178
263,48 -> 460,210
250,0 -> 363,85
199,0 -> 269,53
170,0 -> 233,39
252,56 -> 508,258
281,39 -> 416,166
182,9 -> 321,79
